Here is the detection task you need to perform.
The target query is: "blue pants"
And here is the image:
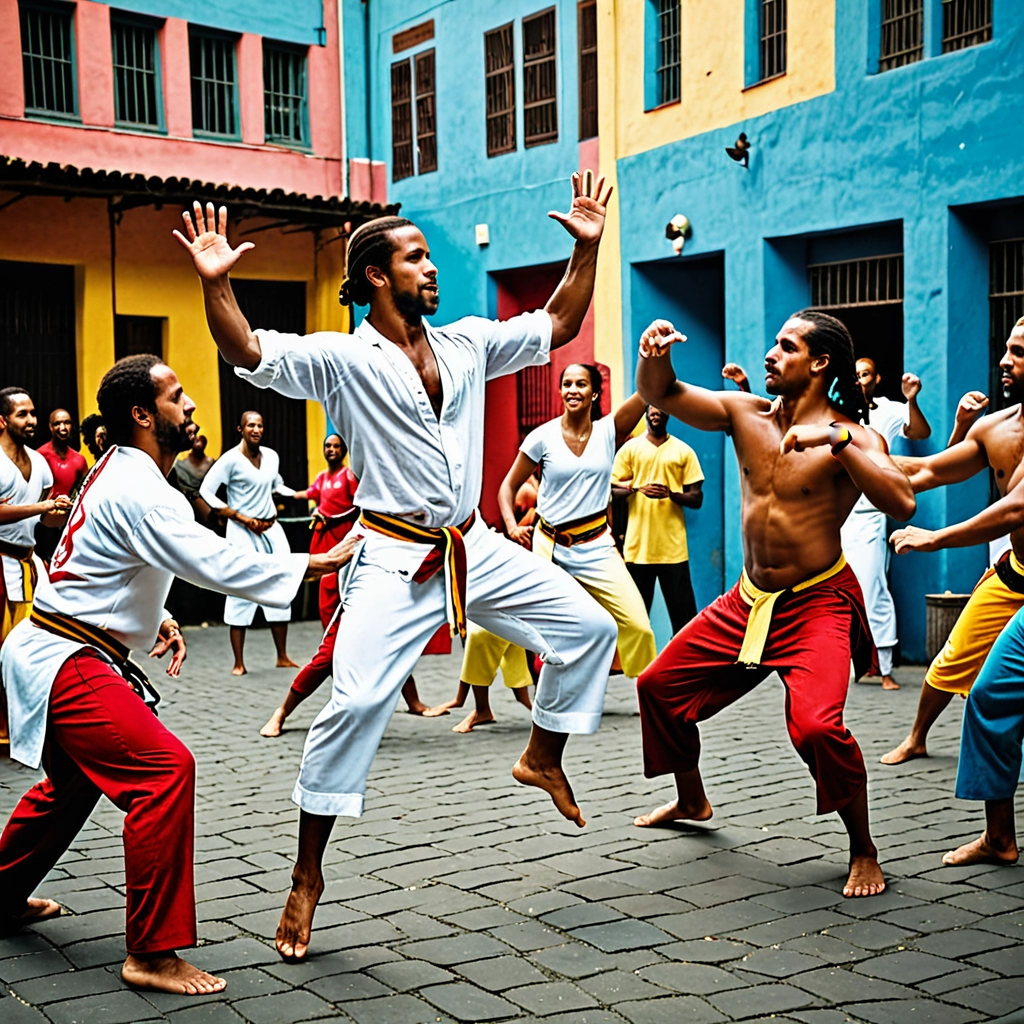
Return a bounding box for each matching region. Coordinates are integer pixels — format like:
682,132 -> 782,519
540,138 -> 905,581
956,607 -> 1024,801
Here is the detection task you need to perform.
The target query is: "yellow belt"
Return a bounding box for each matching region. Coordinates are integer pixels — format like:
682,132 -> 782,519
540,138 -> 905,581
535,512 -> 608,552
737,554 -> 848,667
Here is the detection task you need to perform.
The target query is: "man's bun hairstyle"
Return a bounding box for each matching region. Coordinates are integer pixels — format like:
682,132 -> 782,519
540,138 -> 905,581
339,216 -> 415,307
97,353 -> 164,447
790,308 -> 866,423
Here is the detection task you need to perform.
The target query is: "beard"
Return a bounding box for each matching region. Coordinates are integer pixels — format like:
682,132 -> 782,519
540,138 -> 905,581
155,412 -> 194,454
393,284 -> 438,324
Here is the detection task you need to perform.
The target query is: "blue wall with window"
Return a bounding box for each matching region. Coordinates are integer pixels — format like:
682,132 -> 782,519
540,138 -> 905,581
615,0 -> 1022,661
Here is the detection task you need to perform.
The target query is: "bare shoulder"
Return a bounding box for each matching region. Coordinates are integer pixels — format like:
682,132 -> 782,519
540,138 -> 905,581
971,404 -> 1021,442
848,421 -> 887,453
724,390 -> 774,417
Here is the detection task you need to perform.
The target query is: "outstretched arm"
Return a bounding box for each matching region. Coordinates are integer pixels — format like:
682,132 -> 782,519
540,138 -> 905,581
894,434 -> 988,493
901,373 -> 931,440
173,202 -> 261,370
498,452 -> 540,548
545,171 -> 613,350
613,393 -> 648,448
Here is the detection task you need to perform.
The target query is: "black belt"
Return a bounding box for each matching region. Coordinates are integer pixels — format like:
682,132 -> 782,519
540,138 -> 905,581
994,550 -> 1024,596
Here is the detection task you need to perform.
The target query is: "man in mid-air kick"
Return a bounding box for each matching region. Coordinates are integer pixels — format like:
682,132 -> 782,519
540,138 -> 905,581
176,172 -> 620,960
633,311 -> 915,898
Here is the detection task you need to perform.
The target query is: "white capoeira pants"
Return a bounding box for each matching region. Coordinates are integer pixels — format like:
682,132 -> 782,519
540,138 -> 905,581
841,507 -> 896,675
223,520 -> 293,627
292,521 -> 618,816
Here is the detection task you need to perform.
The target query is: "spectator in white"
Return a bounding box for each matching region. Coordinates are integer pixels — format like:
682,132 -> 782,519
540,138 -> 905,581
199,411 -> 298,675
845,358 -> 932,689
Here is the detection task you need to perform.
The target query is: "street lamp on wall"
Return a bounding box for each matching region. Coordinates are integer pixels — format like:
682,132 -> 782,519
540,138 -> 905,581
666,214 -> 691,256
726,133 -> 751,168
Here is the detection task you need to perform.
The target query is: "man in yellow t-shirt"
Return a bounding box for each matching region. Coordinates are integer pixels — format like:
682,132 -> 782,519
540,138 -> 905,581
611,406 -> 704,634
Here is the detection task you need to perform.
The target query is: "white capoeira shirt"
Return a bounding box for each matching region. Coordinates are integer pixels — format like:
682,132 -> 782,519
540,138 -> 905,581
0,446 -> 53,600
1,446 -> 308,768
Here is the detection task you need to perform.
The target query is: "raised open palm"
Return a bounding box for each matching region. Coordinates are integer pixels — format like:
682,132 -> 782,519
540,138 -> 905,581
173,201 -> 254,280
548,170 -> 613,245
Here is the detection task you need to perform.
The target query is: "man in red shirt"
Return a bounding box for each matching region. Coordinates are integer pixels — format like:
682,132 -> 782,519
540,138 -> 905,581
36,409 -> 88,563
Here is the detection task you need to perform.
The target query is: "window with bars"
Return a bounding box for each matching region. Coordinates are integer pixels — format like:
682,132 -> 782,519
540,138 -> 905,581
523,9 -> 558,147
517,365 -> 553,441
759,0 -> 787,81
879,0 -> 923,71
20,1 -> 76,117
391,59 -> 414,181
578,1 -> 597,140
485,23 -> 516,156
942,0 -> 992,53
112,17 -> 161,128
991,238 -> 1024,359
415,50 -> 437,173
809,254 -> 904,309
190,30 -> 238,137
655,0 -> 680,106
264,43 -> 307,146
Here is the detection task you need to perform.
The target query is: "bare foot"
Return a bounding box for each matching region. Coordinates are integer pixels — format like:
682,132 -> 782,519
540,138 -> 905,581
422,699 -> 459,718
512,757 -> 585,827
453,709 -> 495,733
260,707 -> 287,738
276,656 -> 300,669
633,797 -> 713,828
942,833 -> 1020,867
231,665 -> 247,677
881,675 -> 900,690
879,736 -> 927,765
404,697 -> 430,715
122,952 -> 226,995
5,898 -> 62,926
843,855 -> 886,897
276,874 -> 324,961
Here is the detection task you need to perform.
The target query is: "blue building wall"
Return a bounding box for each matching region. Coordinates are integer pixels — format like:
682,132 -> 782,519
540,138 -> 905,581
112,0 -> 325,45
615,2 -> 1024,661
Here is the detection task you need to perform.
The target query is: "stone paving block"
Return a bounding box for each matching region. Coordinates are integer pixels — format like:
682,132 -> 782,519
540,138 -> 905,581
752,886 -> 845,914
53,885 -> 127,914
505,980 -> 600,1016
367,958 -> 454,991
652,938 -> 753,963
44,989 -> 165,1024
340,993 -> 455,1024
851,949 -> 961,983
706,982 -> 821,1019
735,947 -> 825,977
604,895 -> 694,919
911,927 -> 1016,959
780,933 -> 871,963
305,969 -> 394,1002
879,903 -> 982,933
737,837 -> 831,866
444,906 -> 526,931
232,990 -> 337,1023
675,874 -> 783,909
822,919 -> 916,951
970,945 -> 1024,975
0,992 -> 64,1023
187,937 -> 280,972
261,945 -> 401,984
639,961 -> 747,995
944,977 -> 1024,1017
843,1000 -> 984,1024
790,966 -> 918,1003
400,933 -> 514,965
570,918 -> 674,952
577,968 -> 668,1003
437,865 -> 523,891
917,966 -> 1000,995
544,852 -> 633,879
650,900 -> 779,940
974,909 -> 1024,938
0,947 -> 74,983
308,918 -> 404,951
388,909 -> 460,940
541,903 -> 625,929
12,964 -> 124,1005
455,953 -> 547,991
489,919 -> 564,951
615,995 -> 727,1024
422,981 -> 521,1021
60,935 -> 128,969
530,942 -> 617,978
164,1004 -> 247,1024
33,907 -> 126,946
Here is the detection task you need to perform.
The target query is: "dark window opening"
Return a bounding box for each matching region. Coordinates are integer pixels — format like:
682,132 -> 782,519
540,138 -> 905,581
485,23 -> 516,156
415,49 -> 437,174
942,0 -> 992,53
578,1 -> 597,139
759,0 -> 787,81
523,8 -> 558,147
655,0 -> 680,106
390,59 -> 413,181
990,239 -> 1024,410
190,30 -> 237,137
112,17 -> 160,127
114,315 -> 164,361
20,1 -> 76,116
517,365 -> 552,442
880,0 -> 923,71
264,43 -> 307,146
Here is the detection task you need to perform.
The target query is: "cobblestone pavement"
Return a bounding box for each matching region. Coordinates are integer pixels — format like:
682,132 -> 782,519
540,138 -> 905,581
2,621 -> 1022,1024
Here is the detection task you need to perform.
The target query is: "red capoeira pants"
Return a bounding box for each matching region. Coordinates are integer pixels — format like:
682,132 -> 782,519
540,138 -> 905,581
0,649 -> 196,952
637,564 -> 872,814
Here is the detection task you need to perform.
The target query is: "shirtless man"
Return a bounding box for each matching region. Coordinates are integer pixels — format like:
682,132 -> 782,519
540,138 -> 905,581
884,318 -> 1024,767
633,311 -> 915,898
176,173 -> 619,960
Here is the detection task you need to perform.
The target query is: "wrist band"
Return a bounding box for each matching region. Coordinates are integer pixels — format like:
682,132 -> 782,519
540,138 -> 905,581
829,422 -> 853,457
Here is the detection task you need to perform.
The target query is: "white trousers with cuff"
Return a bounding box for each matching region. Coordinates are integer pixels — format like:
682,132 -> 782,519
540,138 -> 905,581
841,507 -> 897,674
292,522 -> 618,817
223,520 -> 293,626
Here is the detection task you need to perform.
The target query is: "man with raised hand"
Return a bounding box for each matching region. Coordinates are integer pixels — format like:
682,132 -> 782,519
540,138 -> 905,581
175,173 -> 620,960
633,312 -> 915,899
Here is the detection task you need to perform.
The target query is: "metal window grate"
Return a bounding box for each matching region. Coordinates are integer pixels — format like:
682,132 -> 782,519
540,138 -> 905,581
391,59 -> 414,181
485,23 -> 516,156
809,254 -> 904,309
415,49 -> 437,174
656,0 -> 680,106
578,0 -> 597,140
880,0 -> 923,71
942,0 -> 992,53
190,31 -> 237,136
523,9 -> 558,147
20,2 -> 75,116
760,0 -> 787,81
517,365 -> 553,440
112,18 -> 159,127
264,44 -> 306,145
991,238 -> 1024,345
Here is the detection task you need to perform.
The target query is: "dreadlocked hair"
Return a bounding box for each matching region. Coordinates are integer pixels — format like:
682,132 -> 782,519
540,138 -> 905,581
338,216 -> 415,307
790,308 -> 866,424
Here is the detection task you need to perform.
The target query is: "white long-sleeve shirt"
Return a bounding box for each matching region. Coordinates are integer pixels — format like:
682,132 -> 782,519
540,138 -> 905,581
1,446 -> 308,768
236,311 -> 552,529
199,445 -> 293,521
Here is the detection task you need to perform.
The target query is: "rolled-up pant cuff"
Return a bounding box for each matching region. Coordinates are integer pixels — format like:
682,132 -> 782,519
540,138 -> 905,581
531,707 -> 602,735
292,782 -> 364,818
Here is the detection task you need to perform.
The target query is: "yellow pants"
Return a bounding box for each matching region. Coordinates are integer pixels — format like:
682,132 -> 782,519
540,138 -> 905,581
927,558 -> 1024,695
460,622 -> 533,689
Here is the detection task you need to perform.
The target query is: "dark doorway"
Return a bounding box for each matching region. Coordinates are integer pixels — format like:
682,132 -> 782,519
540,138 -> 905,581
0,260 -> 78,444
830,304 -> 905,400
115,314 -> 164,361
218,279 -> 309,487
